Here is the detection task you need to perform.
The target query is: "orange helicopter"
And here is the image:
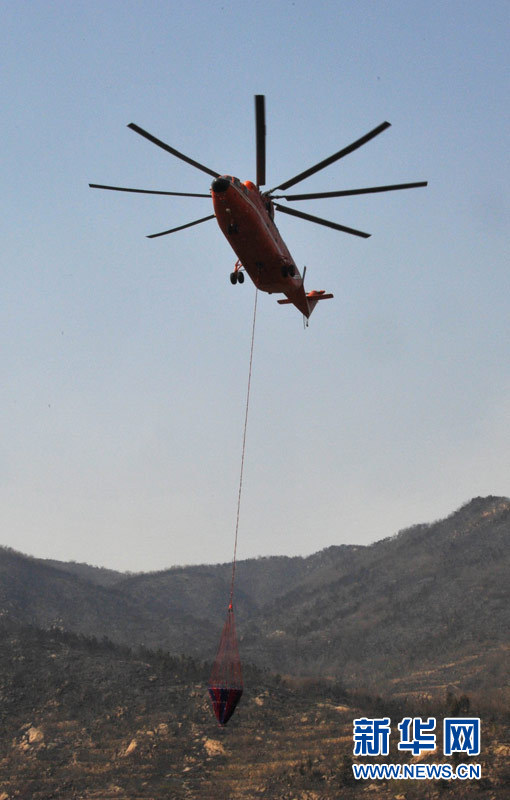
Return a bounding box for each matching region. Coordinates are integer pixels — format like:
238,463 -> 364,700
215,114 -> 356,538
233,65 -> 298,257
90,96 -> 427,319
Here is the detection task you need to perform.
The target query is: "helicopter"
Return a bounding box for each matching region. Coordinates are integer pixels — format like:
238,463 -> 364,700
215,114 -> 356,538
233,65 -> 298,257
90,96 -> 427,319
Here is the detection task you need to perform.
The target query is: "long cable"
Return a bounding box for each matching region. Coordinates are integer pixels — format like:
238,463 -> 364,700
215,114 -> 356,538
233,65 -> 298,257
229,286 -> 258,606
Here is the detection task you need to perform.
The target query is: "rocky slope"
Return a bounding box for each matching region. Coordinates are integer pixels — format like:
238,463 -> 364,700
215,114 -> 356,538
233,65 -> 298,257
0,623 -> 507,799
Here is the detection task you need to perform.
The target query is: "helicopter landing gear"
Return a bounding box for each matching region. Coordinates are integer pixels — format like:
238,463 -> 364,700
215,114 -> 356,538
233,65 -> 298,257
230,260 -> 244,284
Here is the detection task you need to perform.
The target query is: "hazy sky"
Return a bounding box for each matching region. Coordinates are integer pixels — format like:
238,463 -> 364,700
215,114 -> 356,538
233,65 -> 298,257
2,1 -> 509,571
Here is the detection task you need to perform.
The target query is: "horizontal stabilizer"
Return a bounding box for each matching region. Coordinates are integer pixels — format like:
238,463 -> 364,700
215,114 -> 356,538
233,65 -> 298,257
306,290 -> 334,301
277,290 -> 334,305
278,289 -> 333,317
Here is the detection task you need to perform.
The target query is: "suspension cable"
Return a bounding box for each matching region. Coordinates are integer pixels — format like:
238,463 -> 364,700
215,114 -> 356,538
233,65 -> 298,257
229,286 -> 259,606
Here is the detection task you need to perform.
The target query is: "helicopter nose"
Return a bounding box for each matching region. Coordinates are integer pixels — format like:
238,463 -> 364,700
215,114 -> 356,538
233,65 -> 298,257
211,176 -> 230,193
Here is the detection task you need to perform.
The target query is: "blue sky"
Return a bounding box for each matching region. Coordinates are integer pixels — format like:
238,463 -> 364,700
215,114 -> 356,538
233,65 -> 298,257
2,1 -> 509,571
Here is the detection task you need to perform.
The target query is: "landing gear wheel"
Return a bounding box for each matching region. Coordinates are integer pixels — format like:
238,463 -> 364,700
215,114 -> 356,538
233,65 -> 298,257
230,272 -> 238,285
237,271 -> 244,284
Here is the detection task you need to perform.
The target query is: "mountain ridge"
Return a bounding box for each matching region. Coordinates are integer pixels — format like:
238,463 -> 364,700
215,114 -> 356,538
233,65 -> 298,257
1,495 -> 508,696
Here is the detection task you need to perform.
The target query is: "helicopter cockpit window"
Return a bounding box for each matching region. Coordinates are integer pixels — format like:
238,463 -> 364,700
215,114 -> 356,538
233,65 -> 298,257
232,176 -> 248,194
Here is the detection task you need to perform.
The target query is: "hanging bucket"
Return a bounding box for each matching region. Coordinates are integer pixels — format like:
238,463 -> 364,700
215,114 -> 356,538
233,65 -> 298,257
208,604 -> 243,725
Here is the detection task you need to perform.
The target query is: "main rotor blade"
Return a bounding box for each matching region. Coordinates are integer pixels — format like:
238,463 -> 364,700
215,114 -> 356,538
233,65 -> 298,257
146,214 -> 215,239
89,183 -> 210,198
267,121 -> 391,194
274,203 -> 370,238
255,95 -> 266,187
128,123 -> 220,179
273,181 -> 428,201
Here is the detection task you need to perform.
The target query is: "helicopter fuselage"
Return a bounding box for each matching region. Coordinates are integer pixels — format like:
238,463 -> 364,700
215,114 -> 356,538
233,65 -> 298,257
211,175 -> 313,317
